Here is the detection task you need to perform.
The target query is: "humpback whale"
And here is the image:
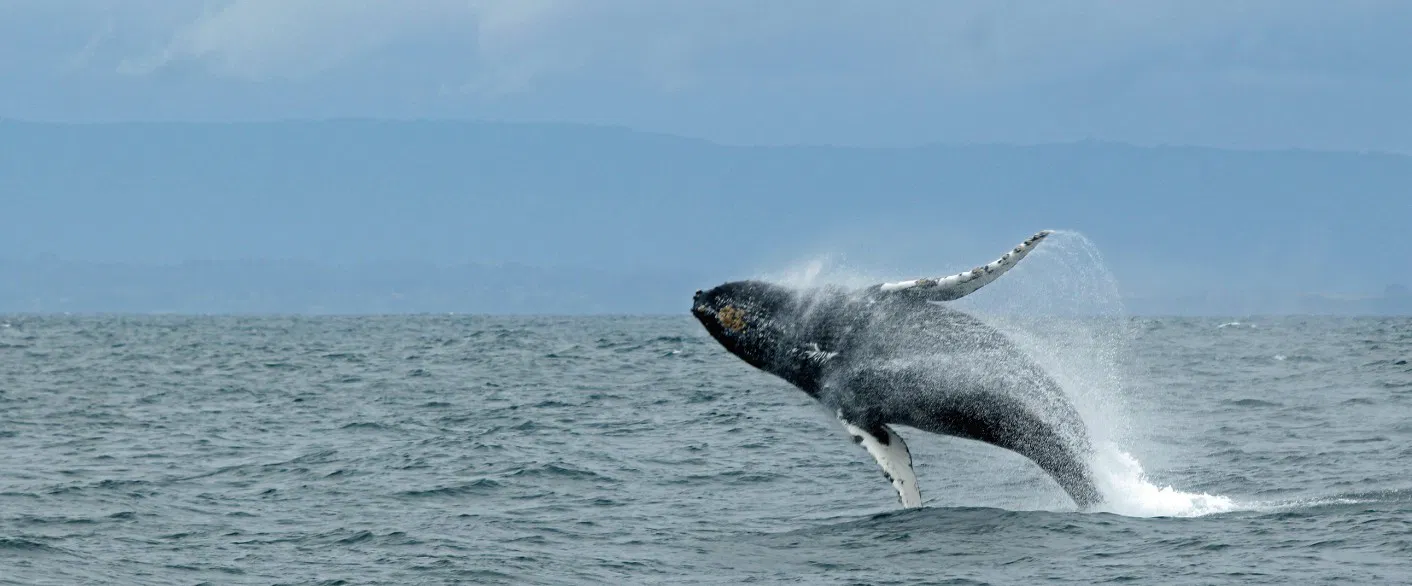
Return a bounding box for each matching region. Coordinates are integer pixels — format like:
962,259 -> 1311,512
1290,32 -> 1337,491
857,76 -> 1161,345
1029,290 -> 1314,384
691,230 -> 1103,509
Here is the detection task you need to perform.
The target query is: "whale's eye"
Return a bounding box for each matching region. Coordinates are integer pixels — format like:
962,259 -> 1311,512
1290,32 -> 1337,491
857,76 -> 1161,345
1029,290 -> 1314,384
717,305 -> 747,333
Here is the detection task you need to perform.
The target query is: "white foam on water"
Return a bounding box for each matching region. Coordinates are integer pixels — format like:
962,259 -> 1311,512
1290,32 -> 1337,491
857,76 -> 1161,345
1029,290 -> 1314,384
1249,495 -> 1378,513
1087,445 -> 1238,517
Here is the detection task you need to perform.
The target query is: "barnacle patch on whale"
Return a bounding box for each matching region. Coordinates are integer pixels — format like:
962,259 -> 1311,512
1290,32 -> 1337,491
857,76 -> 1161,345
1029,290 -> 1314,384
718,305 -> 747,333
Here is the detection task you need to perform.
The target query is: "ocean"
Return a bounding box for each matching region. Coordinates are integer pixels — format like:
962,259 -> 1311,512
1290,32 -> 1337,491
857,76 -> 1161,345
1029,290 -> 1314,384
2,310 -> 1409,585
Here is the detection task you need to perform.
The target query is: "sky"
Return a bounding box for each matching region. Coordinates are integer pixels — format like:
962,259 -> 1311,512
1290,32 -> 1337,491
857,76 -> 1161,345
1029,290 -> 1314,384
5,0 -> 1412,151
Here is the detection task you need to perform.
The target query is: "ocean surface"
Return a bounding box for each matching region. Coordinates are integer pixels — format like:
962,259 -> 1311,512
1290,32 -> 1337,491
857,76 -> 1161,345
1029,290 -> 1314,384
1,313 -> 1410,585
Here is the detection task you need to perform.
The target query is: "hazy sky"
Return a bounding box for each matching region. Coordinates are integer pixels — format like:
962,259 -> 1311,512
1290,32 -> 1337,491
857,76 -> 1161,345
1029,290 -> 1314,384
5,1 -> 1412,150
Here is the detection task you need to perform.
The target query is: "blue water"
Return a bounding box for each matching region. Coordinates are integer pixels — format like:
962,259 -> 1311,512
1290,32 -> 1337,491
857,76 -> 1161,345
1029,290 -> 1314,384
1,314 -> 1410,584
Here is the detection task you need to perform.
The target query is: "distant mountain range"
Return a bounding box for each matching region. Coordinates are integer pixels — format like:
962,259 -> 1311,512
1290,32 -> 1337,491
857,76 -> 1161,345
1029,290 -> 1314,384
0,257 -> 702,315
2,119 -> 1408,315
2,257 -> 1407,317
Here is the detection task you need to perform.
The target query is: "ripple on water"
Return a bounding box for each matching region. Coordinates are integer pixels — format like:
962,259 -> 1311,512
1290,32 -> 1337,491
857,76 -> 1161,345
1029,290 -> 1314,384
0,315 -> 1409,584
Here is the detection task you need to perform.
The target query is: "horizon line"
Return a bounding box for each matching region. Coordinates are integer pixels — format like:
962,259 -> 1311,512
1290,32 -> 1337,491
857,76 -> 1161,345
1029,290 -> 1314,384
3,311 -> 1408,319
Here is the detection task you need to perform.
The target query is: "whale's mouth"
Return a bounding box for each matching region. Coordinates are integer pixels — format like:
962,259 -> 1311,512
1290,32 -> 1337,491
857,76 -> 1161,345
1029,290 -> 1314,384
691,303 -> 718,336
691,289 -> 719,324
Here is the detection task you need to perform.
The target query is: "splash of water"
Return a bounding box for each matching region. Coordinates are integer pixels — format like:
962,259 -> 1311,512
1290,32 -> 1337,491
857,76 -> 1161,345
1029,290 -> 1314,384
1087,446 -> 1237,517
958,230 -> 1239,517
756,253 -> 881,291
764,230 -> 1242,518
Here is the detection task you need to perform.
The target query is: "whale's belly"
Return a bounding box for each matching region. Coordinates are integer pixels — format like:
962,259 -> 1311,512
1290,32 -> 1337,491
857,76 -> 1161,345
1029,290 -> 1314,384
826,303 -> 1090,450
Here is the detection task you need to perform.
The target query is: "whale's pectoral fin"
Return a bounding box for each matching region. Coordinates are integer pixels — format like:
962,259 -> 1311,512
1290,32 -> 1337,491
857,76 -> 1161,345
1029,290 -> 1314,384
838,414 -> 922,508
870,230 -> 1053,301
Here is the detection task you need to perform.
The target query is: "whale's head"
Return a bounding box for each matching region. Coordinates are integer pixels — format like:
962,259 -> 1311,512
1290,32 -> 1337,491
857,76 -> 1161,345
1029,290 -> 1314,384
692,280 -> 799,370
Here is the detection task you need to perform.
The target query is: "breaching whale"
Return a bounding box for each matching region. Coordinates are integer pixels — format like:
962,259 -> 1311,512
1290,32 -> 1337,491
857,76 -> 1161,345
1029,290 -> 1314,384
691,230 -> 1103,509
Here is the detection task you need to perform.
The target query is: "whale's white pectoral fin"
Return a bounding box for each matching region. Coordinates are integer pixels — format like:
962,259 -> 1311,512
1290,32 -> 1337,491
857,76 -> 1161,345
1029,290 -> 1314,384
877,230 -> 1054,301
839,415 -> 922,508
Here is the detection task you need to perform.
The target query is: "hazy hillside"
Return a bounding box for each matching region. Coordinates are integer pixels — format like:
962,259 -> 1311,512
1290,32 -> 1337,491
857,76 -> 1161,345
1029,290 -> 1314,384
2,120 -> 1408,314
3,257 -> 1408,316
0,257 -> 706,315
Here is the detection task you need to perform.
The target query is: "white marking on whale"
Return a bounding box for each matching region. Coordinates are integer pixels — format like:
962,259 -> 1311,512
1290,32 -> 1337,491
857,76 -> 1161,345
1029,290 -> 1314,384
879,230 -> 1053,298
840,410 -> 921,508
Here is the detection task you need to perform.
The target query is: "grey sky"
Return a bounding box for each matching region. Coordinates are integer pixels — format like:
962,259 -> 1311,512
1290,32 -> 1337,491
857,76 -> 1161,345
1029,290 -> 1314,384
4,1 -> 1412,149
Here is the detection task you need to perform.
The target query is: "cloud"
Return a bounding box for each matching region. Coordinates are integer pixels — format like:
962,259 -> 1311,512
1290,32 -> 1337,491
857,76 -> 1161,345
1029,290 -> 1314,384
456,1 -> 1412,95
118,0 -> 476,80
85,0 -> 1412,94
8,1 -> 1412,150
